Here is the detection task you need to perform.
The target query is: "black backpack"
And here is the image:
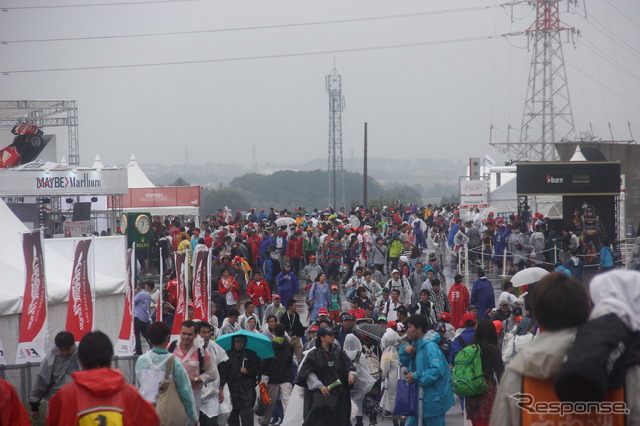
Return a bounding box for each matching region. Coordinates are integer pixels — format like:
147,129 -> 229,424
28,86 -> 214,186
168,341 -> 205,374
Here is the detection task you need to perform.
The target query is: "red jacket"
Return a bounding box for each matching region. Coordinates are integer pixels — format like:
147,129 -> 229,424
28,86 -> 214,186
47,368 -> 158,426
218,276 -> 239,301
246,279 -> 271,306
248,235 -> 262,261
0,378 -> 29,426
448,283 -> 470,330
285,237 -> 303,258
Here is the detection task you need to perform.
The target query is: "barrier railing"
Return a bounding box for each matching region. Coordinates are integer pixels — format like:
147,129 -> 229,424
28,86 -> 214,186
0,355 -> 139,407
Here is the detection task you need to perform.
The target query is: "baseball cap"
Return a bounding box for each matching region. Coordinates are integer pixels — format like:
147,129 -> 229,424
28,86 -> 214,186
400,255 -> 409,263
272,294 -> 281,299
340,312 -> 356,322
438,312 -> 451,322
515,315 -> 524,323
381,287 -> 391,294
376,316 -> 387,324
330,285 -> 339,290
309,255 -> 316,260
512,306 -> 523,317
309,325 -> 319,332
317,326 -> 336,337
318,308 -> 329,316
435,322 -> 446,332
396,305 -> 408,316
493,320 -> 504,334
462,313 -> 477,326
467,304 -> 478,312
392,269 -> 400,275
396,323 -> 406,332
386,320 -> 397,329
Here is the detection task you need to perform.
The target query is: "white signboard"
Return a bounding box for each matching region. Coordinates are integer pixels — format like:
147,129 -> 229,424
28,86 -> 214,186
0,166 -> 128,196
459,179 -> 489,210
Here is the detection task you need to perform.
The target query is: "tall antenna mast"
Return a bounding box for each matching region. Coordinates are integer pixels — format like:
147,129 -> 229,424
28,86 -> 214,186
326,67 -> 345,208
251,144 -> 257,174
491,0 -> 577,161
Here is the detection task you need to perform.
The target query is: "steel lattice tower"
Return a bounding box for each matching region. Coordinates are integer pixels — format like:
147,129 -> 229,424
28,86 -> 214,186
326,68 -> 344,208
492,0 -> 577,161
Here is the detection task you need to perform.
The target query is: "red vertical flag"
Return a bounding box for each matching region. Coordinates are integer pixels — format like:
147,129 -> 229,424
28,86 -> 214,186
16,230 -> 48,364
192,248 -> 209,321
115,247 -> 135,355
170,252 -> 187,342
65,240 -> 93,343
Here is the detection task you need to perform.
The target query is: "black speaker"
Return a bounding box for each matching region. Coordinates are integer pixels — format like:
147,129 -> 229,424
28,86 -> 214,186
72,202 -> 91,221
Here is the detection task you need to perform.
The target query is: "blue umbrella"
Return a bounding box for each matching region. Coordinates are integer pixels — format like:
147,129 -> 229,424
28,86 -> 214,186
215,330 -> 275,359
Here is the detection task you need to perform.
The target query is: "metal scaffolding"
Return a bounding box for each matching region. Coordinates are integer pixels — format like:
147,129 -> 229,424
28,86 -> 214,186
0,100 -> 80,165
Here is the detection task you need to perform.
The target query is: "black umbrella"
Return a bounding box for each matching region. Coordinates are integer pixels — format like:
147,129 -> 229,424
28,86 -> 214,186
356,323 -> 386,341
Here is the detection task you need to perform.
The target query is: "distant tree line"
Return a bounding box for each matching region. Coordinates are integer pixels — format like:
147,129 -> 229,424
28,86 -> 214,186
197,169 -> 423,214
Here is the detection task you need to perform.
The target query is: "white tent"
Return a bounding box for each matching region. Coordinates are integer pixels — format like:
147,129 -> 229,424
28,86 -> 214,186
484,178 -> 562,220
0,197 -> 127,364
127,154 -> 155,188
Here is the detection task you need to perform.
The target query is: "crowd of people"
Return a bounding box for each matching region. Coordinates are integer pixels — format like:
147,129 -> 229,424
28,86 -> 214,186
4,202 -> 640,426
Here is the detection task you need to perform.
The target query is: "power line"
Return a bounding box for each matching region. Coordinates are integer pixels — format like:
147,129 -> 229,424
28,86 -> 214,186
578,36 -> 640,84
566,61 -> 640,110
576,13 -> 640,62
1,4 -> 501,44
1,34 -> 498,74
605,0 -> 640,32
0,0 -> 203,11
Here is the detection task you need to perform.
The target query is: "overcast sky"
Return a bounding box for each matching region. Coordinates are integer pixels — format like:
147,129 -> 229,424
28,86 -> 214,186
0,0 -> 638,169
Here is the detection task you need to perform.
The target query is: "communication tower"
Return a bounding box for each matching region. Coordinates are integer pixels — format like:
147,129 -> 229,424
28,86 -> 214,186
491,0 -> 578,161
326,68 -> 345,208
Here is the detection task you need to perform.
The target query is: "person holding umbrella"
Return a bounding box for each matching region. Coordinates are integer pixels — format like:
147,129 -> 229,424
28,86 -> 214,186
218,334 -> 263,426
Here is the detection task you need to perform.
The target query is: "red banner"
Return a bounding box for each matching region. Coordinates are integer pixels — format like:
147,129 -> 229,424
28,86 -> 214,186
65,240 -> 93,343
16,230 -> 48,364
115,247 -> 135,355
170,252 -> 187,341
109,186 -> 201,208
192,249 -> 209,321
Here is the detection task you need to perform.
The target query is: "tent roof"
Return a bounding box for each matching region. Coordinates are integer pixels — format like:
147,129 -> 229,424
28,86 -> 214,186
490,177 -> 517,201
127,154 -> 155,188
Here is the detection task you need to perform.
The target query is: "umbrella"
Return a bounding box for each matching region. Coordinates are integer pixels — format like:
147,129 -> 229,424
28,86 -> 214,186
511,267 -> 550,287
412,218 -> 427,232
275,217 -> 296,227
215,330 -> 275,359
356,323 -> 386,341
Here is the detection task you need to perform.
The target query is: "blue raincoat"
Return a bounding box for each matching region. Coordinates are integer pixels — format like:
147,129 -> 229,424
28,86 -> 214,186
399,332 -> 455,425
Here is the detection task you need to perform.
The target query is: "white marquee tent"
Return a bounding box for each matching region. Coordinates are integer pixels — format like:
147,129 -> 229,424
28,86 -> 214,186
0,197 -> 127,364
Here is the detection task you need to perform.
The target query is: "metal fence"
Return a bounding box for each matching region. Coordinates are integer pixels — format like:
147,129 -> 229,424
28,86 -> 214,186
0,356 -> 138,407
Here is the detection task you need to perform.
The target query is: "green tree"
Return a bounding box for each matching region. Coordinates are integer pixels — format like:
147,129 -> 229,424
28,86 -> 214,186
168,177 -> 190,186
200,188 -> 250,216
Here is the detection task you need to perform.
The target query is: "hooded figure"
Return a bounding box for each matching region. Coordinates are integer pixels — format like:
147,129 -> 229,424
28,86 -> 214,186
380,329 -> 405,414
502,317 -> 535,365
343,334 -> 376,424
555,270 -> 640,409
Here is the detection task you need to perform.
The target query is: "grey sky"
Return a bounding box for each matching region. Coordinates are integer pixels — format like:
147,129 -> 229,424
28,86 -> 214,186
0,0 -> 638,168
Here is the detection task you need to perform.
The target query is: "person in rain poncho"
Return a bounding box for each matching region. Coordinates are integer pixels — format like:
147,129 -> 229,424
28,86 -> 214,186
295,327 -> 356,426
502,317 -> 535,365
379,329 -> 405,426
343,334 -> 377,426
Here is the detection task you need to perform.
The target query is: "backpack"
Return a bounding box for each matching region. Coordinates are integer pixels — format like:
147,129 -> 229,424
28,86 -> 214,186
451,341 -> 488,397
156,356 -> 188,426
271,258 -> 282,276
363,345 -> 381,379
168,341 -> 206,374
